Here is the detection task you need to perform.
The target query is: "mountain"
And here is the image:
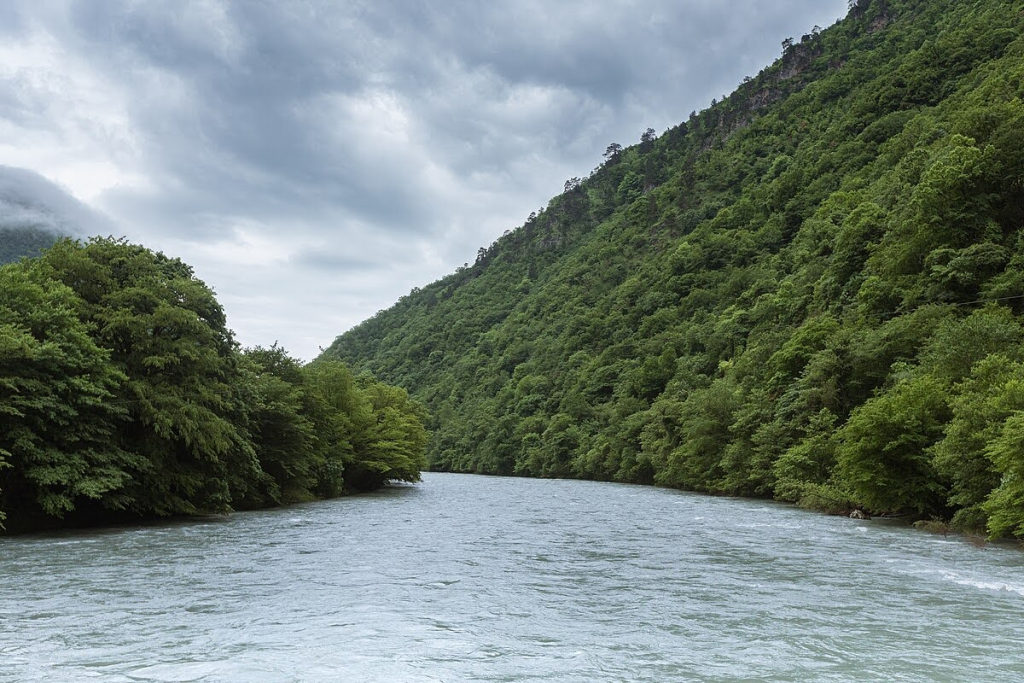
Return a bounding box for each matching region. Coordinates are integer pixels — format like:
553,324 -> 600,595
0,165 -> 116,263
0,226 -> 61,264
322,0 -> 1024,538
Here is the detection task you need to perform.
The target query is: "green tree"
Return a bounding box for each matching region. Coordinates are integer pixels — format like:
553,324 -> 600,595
240,345 -> 321,506
933,355 -> 1024,532
0,262 -> 131,527
836,374 -> 951,514
36,238 -> 260,516
983,412 -> 1024,538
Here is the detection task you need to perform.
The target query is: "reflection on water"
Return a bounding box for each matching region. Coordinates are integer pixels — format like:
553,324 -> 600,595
2,472 -> 1023,682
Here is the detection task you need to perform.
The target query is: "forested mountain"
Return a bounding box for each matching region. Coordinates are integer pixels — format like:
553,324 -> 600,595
0,238 -> 427,532
323,0 -> 1024,538
0,226 -> 61,264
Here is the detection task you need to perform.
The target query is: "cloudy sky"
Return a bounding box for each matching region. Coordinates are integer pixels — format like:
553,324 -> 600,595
0,0 -> 849,360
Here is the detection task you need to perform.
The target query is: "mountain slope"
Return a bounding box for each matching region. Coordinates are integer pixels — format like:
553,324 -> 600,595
323,0 -> 1024,537
0,226 -> 61,264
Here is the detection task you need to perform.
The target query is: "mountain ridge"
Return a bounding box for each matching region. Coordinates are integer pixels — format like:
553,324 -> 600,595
323,0 -> 1024,538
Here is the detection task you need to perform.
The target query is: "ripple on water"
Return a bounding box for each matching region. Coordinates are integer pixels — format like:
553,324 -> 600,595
2,472 -> 1024,682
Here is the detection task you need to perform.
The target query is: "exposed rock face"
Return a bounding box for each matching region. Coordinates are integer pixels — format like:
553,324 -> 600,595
868,14 -> 892,34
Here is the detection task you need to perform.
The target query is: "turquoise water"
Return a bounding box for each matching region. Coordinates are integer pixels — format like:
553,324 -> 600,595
2,472 -> 1023,681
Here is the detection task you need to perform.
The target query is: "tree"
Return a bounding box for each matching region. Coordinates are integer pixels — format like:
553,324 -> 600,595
836,375 -> 951,514
657,379 -> 740,490
1,238 -> 431,533
0,262 -> 131,527
640,128 -> 656,153
36,238 -> 260,516
932,355 -> 1024,532
240,345 -> 320,506
983,413 -> 1024,538
603,143 -> 623,164
353,379 -> 429,490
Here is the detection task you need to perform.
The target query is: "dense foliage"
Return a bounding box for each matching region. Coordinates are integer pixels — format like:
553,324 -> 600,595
0,238 -> 427,532
324,0 -> 1024,538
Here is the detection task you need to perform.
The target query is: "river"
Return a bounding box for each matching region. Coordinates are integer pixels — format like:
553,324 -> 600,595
2,472 -> 1023,681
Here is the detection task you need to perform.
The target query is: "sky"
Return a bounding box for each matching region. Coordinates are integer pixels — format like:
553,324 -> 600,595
0,0 -> 850,360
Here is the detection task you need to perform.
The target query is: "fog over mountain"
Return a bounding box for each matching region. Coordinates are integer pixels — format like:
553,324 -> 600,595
0,166 -> 108,235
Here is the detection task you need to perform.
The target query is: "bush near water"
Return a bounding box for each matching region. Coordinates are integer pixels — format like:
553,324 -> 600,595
0,237 -> 428,532
322,0 -> 1024,539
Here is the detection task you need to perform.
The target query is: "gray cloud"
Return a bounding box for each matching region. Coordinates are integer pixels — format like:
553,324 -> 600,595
0,0 -> 849,359
0,166 -> 112,236
290,248 -> 388,274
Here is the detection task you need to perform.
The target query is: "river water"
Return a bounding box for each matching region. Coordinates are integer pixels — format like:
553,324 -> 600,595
2,472 -> 1023,682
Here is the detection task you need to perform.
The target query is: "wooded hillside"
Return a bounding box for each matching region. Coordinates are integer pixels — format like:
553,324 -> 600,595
323,0 -> 1024,538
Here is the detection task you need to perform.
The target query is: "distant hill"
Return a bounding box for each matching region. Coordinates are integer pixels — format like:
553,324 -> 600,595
0,165 -> 115,264
0,226 -> 61,264
323,0 -> 1024,538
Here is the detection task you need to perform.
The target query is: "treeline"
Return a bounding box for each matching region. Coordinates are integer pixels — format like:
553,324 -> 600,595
0,237 -> 427,532
323,0 -> 1024,538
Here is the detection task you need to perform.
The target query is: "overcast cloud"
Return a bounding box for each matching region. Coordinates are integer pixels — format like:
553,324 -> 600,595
0,0 -> 849,360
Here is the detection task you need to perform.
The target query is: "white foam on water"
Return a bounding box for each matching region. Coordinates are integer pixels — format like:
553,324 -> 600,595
904,565 -> 1024,597
936,571 -> 1024,597
126,661 -> 226,682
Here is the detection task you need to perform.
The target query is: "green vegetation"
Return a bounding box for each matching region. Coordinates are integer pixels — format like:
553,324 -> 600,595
0,237 -> 427,532
323,0 -> 1024,538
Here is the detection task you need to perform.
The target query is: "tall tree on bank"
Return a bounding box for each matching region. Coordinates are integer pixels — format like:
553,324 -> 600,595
0,263 -> 130,526
36,238 -> 260,516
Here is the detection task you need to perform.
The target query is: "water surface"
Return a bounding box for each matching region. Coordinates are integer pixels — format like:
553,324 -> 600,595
2,472 -> 1023,681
